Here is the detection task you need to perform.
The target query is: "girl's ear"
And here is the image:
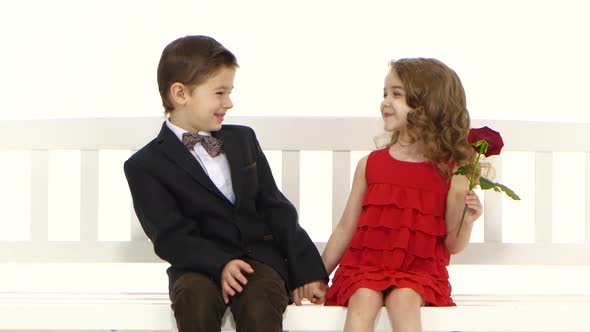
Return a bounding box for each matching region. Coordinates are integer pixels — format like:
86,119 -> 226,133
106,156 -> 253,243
169,82 -> 189,106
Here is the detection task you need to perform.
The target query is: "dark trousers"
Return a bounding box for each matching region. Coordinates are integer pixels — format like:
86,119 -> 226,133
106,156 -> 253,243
170,259 -> 289,332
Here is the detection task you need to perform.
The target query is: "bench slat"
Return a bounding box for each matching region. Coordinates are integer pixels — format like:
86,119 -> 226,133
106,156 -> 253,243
80,150 -> 99,243
483,156 -> 503,243
332,151 -> 350,230
535,152 -> 553,244
30,150 -> 48,242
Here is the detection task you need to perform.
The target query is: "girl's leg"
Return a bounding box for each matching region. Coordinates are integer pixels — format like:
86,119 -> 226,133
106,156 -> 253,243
384,287 -> 424,332
344,287 -> 384,332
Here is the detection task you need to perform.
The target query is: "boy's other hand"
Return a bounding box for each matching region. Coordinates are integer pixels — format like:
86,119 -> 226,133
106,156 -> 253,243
292,286 -> 304,306
221,259 -> 254,304
292,280 -> 328,305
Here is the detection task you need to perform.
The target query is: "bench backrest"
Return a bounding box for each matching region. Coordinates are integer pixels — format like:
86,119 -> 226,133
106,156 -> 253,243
0,117 -> 588,266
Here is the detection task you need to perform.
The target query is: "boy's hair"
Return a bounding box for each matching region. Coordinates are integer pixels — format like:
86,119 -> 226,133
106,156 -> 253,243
157,35 -> 239,114
389,58 -> 475,178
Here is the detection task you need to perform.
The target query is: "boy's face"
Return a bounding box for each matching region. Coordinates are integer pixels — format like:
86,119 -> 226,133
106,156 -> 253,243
171,66 -> 236,133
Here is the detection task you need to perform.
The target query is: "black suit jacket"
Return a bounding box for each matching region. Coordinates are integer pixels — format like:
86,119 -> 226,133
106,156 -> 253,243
124,122 -> 327,292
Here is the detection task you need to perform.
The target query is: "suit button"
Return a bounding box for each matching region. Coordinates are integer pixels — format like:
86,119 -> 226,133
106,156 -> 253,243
246,248 -> 253,254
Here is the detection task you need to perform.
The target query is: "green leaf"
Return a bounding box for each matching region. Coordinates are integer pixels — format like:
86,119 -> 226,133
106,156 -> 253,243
476,176 -> 521,200
479,176 -> 495,190
454,164 -> 471,176
496,183 -> 521,200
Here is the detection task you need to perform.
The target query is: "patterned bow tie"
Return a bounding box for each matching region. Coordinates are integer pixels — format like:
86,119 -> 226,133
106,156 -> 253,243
181,132 -> 223,157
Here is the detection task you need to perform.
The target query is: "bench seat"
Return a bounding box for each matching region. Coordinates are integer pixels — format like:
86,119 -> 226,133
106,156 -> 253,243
1,293 -> 589,331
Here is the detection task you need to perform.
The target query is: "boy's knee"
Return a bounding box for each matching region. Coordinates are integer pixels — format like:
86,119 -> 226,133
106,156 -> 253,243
236,283 -> 287,313
244,295 -> 282,317
231,281 -> 288,322
170,272 -> 223,310
170,273 -> 226,331
230,287 -> 287,331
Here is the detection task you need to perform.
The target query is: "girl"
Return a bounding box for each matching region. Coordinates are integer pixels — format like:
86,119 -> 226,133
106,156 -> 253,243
322,58 -> 483,332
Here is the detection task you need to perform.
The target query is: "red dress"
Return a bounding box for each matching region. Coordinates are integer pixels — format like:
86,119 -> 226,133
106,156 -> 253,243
325,148 -> 455,307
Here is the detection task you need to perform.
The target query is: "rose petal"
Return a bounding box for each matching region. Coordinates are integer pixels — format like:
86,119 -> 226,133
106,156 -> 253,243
468,126 -> 504,157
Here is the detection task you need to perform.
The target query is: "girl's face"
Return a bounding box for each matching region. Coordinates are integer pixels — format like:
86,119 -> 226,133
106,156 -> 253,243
381,70 -> 412,133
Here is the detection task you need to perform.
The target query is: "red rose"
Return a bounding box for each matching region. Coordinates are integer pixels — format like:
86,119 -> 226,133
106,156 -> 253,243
468,126 -> 504,157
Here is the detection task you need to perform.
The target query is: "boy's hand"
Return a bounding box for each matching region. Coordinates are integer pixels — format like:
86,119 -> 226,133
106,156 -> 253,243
292,280 -> 328,305
221,259 -> 254,304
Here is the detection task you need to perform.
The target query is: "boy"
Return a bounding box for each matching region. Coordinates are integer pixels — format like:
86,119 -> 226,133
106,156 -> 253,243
124,35 -> 328,332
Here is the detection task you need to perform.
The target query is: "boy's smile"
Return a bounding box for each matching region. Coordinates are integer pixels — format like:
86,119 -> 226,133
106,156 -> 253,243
170,66 -> 236,133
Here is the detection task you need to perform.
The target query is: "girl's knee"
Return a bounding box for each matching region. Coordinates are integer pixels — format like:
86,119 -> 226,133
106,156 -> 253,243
385,287 -> 424,310
349,288 -> 383,303
347,288 -> 383,316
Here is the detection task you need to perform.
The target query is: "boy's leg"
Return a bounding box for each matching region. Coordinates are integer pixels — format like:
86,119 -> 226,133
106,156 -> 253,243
170,272 -> 226,332
229,259 -> 289,332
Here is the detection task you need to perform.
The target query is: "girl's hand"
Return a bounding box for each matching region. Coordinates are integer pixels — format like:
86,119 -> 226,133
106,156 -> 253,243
463,190 -> 483,225
292,280 -> 328,305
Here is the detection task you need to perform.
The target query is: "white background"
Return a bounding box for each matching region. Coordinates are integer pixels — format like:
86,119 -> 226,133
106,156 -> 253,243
0,0 -> 589,123
1,0 -> 589,296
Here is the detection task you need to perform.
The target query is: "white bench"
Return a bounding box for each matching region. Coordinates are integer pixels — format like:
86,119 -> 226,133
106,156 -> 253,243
1,292 -> 590,331
1,116 -> 589,331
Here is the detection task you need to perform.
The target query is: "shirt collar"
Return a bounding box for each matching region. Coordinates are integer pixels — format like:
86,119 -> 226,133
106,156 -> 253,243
166,119 -> 212,142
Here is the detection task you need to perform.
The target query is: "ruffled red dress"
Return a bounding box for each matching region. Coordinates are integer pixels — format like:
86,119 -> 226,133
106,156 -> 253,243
325,148 -> 455,307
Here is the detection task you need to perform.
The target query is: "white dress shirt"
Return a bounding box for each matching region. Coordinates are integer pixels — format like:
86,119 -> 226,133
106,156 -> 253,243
166,120 -> 236,204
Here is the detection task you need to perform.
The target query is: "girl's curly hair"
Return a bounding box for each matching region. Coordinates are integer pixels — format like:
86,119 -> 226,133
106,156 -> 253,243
388,58 -> 477,179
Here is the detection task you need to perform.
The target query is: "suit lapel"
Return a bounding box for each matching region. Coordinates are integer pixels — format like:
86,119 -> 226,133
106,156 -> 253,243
154,123 -> 228,202
213,129 -> 243,206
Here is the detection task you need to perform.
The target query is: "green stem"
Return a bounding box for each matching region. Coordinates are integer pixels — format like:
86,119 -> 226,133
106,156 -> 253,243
456,205 -> 468,237
468,152 -> 481,191
456,151 -> 481,238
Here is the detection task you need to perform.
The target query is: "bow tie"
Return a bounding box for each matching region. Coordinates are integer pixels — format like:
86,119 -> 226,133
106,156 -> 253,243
181,132 -> 223,157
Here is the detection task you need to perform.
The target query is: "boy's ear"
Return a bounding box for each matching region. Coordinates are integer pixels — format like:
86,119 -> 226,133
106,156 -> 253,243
169,82 -> 189,106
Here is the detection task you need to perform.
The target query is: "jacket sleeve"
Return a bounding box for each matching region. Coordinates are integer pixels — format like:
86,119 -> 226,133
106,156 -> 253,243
248,128 -> 329,288
124,158 -> 237,284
